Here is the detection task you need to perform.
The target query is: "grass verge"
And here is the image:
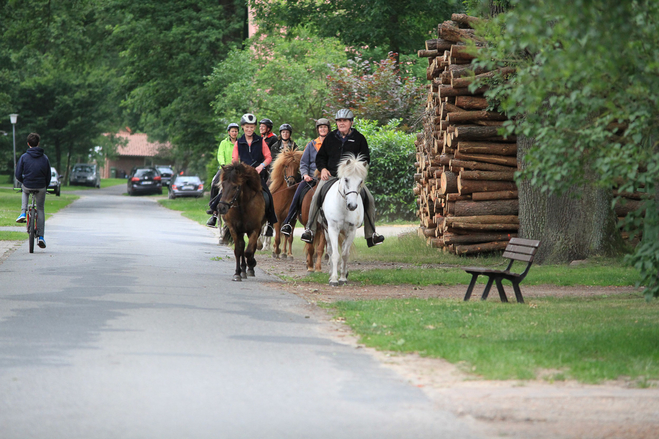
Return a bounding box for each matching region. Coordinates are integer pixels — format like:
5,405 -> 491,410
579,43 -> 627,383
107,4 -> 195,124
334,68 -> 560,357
61,178 -> 126,191
0,188 -> 78,226
158,195 -> 209,225
329,294 -> 659,384
0,231 -> 27,241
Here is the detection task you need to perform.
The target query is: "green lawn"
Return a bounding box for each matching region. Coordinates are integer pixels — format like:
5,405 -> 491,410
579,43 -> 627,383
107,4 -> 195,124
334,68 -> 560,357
330,294 -> 659,384
0,188 -> 78,227
158,195 -> 209,225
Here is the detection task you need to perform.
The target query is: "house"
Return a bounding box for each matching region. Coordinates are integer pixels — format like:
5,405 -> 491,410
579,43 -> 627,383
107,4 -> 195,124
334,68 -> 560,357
102,130 -> 173,179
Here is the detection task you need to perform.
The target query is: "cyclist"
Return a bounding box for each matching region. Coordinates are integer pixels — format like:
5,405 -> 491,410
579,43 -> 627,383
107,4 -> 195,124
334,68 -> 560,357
207,122 -> 239,228
280,118 -> 331,236
15,133 -> 51,249
299,109 -> 385,248
270,123 -> 299,162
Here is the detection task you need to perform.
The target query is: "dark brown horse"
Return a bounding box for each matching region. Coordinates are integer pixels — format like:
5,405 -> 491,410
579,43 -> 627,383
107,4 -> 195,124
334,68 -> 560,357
218,162 -> 266,281
269,147 -> 303,259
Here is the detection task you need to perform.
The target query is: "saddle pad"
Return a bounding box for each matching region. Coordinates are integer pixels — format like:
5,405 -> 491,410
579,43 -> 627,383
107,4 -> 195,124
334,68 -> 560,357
317,177 -> 338,208
262,188 -> 272,211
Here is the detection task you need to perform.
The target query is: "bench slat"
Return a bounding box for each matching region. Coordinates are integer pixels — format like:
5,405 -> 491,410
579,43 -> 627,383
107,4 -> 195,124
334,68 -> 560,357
504,244 -> 538,255
508,237 -> 540,248
502,251 -> 534,262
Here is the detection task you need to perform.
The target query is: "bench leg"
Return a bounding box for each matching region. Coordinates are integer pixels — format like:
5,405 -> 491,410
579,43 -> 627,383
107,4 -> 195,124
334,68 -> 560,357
480,277 -> 494,300
495,278 -> 508,303
463,274 -> 479,301
512,282 -> 525,304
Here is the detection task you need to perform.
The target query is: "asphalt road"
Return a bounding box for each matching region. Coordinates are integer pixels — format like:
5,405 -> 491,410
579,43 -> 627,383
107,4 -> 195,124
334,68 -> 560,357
0,185 -> 482,439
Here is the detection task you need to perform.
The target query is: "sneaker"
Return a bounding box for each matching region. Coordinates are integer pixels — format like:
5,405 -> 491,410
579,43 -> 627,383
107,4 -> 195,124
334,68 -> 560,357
367,233 -> 385,248
206,215 -> 217,227
265,224 -> 274,237
16,213 -> 26,223
280,223 -> 292,236
37,236 -> 46,249
300,229 -> 314,243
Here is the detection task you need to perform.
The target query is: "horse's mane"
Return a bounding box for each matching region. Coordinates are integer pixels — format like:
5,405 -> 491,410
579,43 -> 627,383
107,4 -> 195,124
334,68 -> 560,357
269,147 -> 303,193
337,153 -> 368,181
221,161 -> 262,194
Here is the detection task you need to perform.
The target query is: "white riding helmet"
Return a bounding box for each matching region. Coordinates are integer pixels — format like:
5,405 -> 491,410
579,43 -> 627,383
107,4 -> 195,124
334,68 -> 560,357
240,113 -> 257,125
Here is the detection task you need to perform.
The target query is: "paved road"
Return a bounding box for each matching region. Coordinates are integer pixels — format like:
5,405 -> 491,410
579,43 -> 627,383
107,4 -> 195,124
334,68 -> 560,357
0,185 -> 482,439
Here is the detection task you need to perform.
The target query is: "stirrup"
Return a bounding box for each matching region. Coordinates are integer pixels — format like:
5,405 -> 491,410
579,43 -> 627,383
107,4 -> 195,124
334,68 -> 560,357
300,229 -> 314,243
280,223 -> 292,236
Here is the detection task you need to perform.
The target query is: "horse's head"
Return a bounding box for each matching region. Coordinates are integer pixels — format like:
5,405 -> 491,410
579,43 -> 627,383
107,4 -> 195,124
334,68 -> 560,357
337,153 -> 368,212
218,162 -> 261,214
269,147 -> 303,192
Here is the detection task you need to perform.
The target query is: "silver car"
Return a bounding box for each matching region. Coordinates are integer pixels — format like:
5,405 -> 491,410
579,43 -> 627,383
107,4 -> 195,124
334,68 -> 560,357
69,163 -> 101,188
169,175 -> 204,199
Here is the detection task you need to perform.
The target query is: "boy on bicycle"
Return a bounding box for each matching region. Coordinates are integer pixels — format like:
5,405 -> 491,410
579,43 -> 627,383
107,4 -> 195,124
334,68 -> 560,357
15,133 -> 51,249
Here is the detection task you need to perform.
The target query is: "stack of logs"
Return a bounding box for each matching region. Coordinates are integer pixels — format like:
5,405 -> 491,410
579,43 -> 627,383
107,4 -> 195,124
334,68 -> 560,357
414,14 -> 519,255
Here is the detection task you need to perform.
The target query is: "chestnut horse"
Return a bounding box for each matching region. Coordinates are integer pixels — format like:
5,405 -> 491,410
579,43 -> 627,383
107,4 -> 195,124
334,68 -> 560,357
217,163 -> 265,281
299,184 -> 327,272
269,147 -> 302,259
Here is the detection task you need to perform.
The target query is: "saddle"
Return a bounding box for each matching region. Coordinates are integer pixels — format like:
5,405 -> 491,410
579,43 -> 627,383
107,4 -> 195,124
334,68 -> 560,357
315,177 -> 338,208
262,188 -> 273,212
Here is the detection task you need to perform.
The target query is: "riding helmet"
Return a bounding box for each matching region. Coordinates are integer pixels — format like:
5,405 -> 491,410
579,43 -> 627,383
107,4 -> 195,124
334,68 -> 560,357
240,113 -> 257,125
335,109 -> 354,121
315,118 -> 331,129
259,118 -> 273,129
279,123 -> 293,134
227,123 -> 239,131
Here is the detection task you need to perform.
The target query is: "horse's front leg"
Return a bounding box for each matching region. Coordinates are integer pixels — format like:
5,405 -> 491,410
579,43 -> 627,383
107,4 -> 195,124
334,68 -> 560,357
339,228 -> 357,286
245,227 -> 261,277
272,224 -> 281,259
314,230 -> 326,272
233,233 -> 245,282
327,224 -> 341,287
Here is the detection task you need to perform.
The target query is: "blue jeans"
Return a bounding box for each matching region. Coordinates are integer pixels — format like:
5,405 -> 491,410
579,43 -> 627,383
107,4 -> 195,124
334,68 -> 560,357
283,179 -> 316,225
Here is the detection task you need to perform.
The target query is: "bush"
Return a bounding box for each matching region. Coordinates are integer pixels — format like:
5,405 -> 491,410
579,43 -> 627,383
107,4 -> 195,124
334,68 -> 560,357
355,119 -> 416,221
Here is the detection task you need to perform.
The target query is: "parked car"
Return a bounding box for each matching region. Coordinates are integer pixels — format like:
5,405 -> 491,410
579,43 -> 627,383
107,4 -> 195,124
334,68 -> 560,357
69,163 -> 101,188
169,175 -> 204,199
127,167 -> 162,196
155,165 -> 174,187
48,167 -> 62,196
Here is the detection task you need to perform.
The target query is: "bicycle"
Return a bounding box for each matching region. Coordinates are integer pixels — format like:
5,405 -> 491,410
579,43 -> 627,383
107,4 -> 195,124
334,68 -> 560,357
24,189 -> 40,253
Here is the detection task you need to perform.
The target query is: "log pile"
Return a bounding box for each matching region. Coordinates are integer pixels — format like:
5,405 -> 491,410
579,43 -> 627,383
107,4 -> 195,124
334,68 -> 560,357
414,14 -> 518,255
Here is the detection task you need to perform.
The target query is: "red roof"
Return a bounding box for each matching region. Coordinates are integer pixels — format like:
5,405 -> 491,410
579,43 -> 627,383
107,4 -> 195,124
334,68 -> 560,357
113,131 -> 172,157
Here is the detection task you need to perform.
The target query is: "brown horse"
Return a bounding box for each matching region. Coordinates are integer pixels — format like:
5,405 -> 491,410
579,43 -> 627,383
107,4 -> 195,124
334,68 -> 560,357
299,184 -> 327,272
269,147 -> 303,259
218,162 -> 265,281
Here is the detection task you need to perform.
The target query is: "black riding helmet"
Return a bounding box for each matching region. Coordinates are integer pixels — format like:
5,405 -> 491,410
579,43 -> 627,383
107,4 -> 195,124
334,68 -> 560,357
279,123 -> 292,134
259,118 -> 273,129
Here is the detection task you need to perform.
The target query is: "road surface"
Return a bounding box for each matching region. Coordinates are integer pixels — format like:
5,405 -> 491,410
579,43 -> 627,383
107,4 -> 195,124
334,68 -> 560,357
0,185 -> 483,439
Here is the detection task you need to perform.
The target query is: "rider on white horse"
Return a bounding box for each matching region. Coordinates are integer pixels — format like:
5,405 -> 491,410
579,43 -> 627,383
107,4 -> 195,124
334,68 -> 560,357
300,109 -> 385,248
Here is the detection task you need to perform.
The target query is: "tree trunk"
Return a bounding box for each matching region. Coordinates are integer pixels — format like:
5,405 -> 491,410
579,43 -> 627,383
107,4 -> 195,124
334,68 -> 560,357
517,135 -> 623,263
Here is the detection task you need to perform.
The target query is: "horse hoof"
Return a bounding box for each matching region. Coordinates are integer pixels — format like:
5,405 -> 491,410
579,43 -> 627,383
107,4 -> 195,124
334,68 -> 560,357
281,254 -> 287,259
247,269 -> 255,277
329,281 -> 339,287
338,280 -> 347,286
307,268 -> 314,272
288,256 -> 294,261
241,272 -> 247,279
232,275 -> 242,282
324,254 -> 329,261
272,252 -> 278,259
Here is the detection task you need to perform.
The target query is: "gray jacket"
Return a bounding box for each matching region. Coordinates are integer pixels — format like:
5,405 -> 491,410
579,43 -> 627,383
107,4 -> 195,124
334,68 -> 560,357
300,140 -> 319,178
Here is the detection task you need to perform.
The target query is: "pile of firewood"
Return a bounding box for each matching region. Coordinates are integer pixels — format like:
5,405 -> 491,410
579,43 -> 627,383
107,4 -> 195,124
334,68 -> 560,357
414,14 -> 519,255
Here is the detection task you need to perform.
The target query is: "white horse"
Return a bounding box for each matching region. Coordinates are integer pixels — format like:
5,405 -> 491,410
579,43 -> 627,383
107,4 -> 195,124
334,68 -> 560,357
321,153 -> 368,286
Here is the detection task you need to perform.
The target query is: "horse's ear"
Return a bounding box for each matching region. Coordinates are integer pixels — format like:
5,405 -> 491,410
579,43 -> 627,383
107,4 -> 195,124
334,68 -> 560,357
345,159 -> 352,166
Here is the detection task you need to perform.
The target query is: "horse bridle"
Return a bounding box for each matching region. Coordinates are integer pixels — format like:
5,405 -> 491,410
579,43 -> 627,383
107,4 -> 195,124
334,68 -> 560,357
284,169 -> 298,187
339,179 -> 363,200
218,186 -> 241,210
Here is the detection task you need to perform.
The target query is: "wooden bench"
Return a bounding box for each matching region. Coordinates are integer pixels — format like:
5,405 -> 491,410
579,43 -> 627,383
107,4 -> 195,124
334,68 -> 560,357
462,238 -> 541,304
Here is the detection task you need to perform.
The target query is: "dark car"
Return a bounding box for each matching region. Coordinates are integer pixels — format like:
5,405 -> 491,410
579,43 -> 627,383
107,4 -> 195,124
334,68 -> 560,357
69,163 -> 101,188
127,167 -> 162,196
169,175 -> 204,199
155,165 -> 174,187
48,167 -> 62,196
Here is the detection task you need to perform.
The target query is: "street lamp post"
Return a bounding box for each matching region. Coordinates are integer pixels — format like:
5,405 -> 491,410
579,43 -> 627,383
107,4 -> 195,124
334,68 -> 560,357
10,114 -> 18,187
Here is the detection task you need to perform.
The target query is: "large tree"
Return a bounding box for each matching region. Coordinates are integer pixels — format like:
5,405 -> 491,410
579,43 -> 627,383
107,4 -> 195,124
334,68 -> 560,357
249,0 -> 454,58
472,0 -> 659,297
102,0 -> 246,171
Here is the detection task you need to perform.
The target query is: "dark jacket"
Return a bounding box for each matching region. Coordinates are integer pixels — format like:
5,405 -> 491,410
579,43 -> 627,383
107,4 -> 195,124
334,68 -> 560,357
315,128 -> 370,176
270,139 -> 298,163
15,147 -> 51,189
236,133 -> 266,167
263,132 -> 278,151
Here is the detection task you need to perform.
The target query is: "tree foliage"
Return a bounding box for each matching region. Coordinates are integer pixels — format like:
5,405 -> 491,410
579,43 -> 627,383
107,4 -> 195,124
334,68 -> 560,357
326,57 -> 425,129
206,28 -> 348,140
249,0 -> 454,57
472,0 -> 659,298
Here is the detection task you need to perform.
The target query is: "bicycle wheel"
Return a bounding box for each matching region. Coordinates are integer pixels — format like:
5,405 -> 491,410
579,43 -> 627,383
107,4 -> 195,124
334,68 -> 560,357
28,208 -> 35,253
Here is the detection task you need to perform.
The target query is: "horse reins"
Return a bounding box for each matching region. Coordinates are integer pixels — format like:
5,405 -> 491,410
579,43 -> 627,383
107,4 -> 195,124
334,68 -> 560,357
218,186 -> 241,210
